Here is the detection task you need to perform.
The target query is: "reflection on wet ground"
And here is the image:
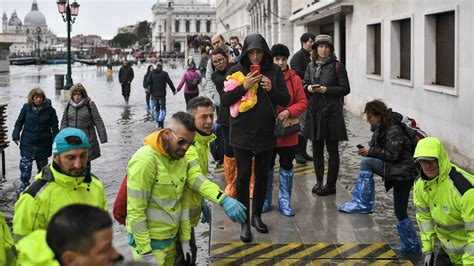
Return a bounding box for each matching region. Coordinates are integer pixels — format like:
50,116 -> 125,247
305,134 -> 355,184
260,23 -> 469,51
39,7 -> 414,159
0,65 -> 418,264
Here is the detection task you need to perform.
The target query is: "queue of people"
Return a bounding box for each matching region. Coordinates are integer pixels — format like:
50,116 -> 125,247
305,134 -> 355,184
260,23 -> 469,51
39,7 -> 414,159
1,30 -> 473,266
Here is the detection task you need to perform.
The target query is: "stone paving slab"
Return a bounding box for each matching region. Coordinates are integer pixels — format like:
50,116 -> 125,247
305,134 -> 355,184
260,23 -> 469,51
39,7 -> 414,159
209,166 -> 410,264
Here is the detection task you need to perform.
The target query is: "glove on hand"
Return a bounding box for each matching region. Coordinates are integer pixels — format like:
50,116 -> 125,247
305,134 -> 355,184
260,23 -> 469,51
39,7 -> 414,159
219,195 -> 247,224
181,241 -> 192,265
424,253 -> 434,266
201,200 -> 211,224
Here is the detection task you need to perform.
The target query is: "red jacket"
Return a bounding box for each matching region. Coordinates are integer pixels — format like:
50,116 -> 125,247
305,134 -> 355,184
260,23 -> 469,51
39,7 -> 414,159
276,69 -> 307,147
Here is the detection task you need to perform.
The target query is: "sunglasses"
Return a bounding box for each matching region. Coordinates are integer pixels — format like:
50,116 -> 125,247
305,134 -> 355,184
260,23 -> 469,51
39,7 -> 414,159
169,129 -> 195,147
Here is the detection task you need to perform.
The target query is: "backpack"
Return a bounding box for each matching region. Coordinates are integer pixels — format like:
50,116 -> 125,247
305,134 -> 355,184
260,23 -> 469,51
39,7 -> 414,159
186,73 -> 199,91
113,174 -> 128,225
400,115 -> 428,152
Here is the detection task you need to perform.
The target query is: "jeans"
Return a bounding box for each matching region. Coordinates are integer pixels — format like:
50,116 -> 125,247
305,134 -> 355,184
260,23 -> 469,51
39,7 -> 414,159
359,156 -> 413,221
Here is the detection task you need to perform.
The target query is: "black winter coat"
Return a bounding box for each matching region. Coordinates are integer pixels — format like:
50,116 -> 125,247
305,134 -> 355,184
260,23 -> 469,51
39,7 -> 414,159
146,69 -> 176,98
118,65 -> 134,84
212,64 -> 231,126
290,48 -> 311,80
12,99 -> 59,160
221,34 -> 290,152
303,59 -> 350,141
367,110 -> 417,191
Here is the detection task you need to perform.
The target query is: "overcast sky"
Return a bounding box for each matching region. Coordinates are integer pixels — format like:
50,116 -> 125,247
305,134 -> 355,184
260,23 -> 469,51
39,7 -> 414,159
1,0 -> 157,39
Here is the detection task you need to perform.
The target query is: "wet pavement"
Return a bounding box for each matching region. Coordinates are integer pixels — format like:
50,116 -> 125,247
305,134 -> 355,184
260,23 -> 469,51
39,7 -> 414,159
0,64 -> 419,265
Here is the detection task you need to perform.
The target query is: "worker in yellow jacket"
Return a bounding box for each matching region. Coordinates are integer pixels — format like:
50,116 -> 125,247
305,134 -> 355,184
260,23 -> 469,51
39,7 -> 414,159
126,111 -> 246,265
0,212 -> 14,266
413,137 -> 474,265
175,97 -> 217,265
12,128 -> 107,241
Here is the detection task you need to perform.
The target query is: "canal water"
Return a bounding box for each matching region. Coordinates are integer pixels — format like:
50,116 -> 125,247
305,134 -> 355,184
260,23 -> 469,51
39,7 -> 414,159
0,64 -> 418,264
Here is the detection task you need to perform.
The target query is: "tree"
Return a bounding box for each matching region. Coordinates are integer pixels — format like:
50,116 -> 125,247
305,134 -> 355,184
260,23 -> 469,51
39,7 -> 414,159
135,21 -> 151,50
110,33 -> 138,48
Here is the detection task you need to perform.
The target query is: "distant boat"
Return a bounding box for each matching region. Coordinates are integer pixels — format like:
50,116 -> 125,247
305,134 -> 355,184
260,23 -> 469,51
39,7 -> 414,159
10,57 -> 37,65
75,59 -> 97,65
44,58 -> 70,65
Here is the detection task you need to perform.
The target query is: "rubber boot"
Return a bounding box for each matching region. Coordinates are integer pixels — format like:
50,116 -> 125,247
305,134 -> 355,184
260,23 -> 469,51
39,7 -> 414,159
278,168 -> 295,216
311,156 -> 324,194
249,157 -> 255,199
338,171 -> 375,213
262,169 -> 274,213
395,218 -> 422,255
223,156 -> 237,198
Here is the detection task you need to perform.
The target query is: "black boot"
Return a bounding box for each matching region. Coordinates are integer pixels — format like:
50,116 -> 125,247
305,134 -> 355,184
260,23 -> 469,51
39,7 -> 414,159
315,185 -> 336,196
251,215 -> 268,234
312,155 -> 324,194
295,135 -> 307,164
240,222 -> 252,242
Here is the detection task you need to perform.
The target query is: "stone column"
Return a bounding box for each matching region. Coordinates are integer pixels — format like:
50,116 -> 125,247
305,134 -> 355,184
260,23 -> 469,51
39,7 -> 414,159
165,5 -> 173,52
278,0 -> 293,53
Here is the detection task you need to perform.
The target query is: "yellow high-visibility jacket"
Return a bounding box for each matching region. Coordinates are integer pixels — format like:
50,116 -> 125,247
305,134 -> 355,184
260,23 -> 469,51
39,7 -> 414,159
179,132 -> 216,241
1,212 -> 15,266
12,164 -> 107,241
15,230 -> 59,266
413,137 -> 474,264
126,130 -> 225,254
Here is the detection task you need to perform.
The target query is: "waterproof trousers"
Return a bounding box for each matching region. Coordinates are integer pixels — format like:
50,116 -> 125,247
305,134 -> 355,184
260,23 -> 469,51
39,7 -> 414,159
132,241 -> 176,265
17,156 -> 48,194
224,155 -> 255,199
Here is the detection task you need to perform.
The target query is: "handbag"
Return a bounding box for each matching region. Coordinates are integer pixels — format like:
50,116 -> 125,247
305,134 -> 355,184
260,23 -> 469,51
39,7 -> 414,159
264,81 -> 300,137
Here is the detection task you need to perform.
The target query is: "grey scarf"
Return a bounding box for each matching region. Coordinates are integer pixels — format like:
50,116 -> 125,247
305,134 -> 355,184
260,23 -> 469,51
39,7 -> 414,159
314,58 -> 330,83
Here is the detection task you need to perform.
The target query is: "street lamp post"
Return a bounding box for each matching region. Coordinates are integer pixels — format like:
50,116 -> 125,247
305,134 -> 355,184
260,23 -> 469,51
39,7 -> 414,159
56,0 -> 80,90
35,26 -> 41,63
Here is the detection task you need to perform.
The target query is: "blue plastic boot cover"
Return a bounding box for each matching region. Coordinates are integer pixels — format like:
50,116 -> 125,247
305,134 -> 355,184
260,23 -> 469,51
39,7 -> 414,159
396,218 -> 422,255
278,168 -> 295,216
338,171 -> 375,214
158,109 -> 166,122
262,169 -> 274,213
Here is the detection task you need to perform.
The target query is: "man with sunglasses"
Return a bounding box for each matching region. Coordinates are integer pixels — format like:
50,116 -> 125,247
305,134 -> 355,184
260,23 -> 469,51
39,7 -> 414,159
126,111 -> 246,265
12,127 -> 108,241
413,137 -> 474,265
174,97 -> 217,265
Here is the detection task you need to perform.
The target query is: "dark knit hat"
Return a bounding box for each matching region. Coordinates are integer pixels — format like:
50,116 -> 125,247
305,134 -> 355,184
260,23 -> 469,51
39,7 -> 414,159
312,34 -> 334,50
270,44 -> 290,59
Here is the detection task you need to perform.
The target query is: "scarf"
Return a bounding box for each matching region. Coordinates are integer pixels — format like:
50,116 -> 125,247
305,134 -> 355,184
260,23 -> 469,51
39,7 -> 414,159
314,58 -> 331,83
32,105 -> 43,114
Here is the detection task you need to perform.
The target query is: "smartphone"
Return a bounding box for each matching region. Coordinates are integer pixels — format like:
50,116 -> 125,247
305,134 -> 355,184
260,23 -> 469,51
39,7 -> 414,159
357,144 -> 365,149
250,64 -> 260,75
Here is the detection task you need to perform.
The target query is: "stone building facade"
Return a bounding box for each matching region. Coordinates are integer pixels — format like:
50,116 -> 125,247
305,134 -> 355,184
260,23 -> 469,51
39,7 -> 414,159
151,0 -> 217,52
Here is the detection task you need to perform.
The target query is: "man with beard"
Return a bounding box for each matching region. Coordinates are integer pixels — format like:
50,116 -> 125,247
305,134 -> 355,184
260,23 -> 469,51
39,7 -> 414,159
126,111 -> 246,265
12,128 -> 108,241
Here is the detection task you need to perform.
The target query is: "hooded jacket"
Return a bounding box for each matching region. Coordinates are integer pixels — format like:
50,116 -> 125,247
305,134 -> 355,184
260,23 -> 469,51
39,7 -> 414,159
367,109 -> 417,190
12,99 -> 59,160
15,230 -> 60,266
413,137 -> 474,264
12,163 -> 107,241
146,67 -> 176,98
60,97 -> 107,161
126,130 -> 225,254
176,68 -> 201,94
221,34 -> 290,152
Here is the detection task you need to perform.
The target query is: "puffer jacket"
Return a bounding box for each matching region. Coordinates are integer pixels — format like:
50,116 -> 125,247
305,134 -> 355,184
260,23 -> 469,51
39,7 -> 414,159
60,97 -> 107,161
221,34 -> 290,152
367,109 -> 417,191
146,68 -> 176,98
413,137 -> 474,264
212,64 -> 232,126
12,99 -> 59,160
276,69 -> 307,148
302,58 -> 350,141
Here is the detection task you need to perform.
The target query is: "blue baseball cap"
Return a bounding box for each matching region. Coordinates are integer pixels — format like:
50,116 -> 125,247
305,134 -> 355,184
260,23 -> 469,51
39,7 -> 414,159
52,128 -> 91,155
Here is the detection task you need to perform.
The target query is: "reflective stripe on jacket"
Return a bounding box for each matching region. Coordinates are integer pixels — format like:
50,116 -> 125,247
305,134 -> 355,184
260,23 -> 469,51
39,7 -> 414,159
12,164 -> 107,241
179,132 -> 217,241
126,130 -> 225,254
413,137 -> 474,264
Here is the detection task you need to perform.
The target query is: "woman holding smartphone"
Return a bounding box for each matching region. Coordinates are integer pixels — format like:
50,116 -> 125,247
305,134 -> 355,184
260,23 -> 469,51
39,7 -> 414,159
303,34 -> 350,196
221,34 -> 290,242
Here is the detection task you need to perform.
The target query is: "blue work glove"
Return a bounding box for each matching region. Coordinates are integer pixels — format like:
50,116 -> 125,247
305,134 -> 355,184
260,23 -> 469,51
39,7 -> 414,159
219,195 -> 247,224
201,200 -> 211,224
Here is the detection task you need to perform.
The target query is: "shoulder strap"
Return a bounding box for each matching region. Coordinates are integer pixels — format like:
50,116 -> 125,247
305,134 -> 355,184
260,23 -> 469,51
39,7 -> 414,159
449,167 -> 473,196
24,167 -> 54,197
